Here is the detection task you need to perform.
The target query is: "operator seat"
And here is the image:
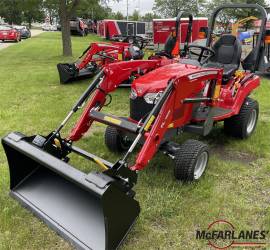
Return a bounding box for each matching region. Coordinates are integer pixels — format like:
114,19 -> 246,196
203,34 -> 242,80
155,33 -> 177,58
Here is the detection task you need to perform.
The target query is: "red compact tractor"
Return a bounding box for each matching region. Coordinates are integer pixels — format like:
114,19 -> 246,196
57,12 -> 193,84
57,38 -> 146,83
2,4 -> 267,250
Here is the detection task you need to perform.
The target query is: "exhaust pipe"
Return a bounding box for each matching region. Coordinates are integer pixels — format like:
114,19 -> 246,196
2,132 -> 140,250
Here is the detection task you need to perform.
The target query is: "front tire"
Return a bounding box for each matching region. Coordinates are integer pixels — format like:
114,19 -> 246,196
174,140 -> 209,182
80,30 -> 85,36
224,97 -> 259,139
105,126 -> 132,152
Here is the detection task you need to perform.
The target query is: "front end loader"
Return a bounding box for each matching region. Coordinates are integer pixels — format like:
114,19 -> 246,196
2,60 -> 162,250
57,12 -> 193,85
1,4 -> 265,250
57,41 -> 133,84
57,37 -> 147,84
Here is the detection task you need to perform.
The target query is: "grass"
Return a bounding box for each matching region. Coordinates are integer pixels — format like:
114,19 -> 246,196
0,32 -> 270,250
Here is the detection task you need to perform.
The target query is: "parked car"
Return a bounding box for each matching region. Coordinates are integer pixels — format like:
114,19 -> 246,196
86,19 -> 97,33
42,23 -> 57,31
0,25 -> 21,42
57,23 -> 61,31
70,17 -> 88,36
13,25 -> 31,39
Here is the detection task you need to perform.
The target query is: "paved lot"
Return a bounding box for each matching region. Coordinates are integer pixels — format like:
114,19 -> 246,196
0,29 -> 44,50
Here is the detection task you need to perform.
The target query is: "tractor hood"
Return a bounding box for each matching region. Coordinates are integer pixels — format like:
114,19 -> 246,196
131,63 -> 202,97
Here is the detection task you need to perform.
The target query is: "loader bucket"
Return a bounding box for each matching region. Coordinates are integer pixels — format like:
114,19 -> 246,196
57,63 -> 98,84
57,63 -> 77,83
2,132 -> 140,250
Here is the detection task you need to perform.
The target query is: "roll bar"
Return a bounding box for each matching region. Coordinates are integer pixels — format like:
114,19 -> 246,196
206,4 -> 268,72
175,12 -> 193,38
176,12 -> 193,56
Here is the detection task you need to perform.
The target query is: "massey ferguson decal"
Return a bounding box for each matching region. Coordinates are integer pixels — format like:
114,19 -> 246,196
188,71 -> 218,80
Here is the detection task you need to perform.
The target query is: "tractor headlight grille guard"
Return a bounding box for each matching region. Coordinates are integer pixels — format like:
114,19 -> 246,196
143,92 -> 163,104
130,97 -> 153,121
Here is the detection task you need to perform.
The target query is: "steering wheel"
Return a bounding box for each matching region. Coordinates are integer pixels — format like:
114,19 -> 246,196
123,35 -> 148,49
187,45 -> 215,65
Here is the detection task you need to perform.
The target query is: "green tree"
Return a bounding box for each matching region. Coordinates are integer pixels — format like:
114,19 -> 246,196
112,11 -> 124,20
0,0 -> 23,24
76,0 -> 113,20
21,0 -> 44,28
58,0 -> 81,56
130,10 -> 140,21
0,0 -> 44,27
43,0 -> 113,56
141,12 -> 161,21
204,0 -> 269,32
153,0 -> 204,17
43,0 -> 59,24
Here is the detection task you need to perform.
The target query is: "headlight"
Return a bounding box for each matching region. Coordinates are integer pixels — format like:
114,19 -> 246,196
130,88 -> 137,100
143,92 -> 163,104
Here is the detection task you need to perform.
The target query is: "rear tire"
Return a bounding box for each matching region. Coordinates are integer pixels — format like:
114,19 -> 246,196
224,97 -> 259,139
105,126 -> 132,152
174,140 -> 209,182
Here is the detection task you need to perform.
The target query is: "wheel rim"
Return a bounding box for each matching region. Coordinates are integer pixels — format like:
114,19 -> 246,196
120,135 -> 131,150
194,151 -> 208,179
247,109 -> 257,134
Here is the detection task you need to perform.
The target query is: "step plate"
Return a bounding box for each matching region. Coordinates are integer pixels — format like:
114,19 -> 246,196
192,106 -> 232,120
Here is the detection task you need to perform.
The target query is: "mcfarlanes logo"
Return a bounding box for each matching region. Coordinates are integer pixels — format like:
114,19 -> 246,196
196,220 -> 269,249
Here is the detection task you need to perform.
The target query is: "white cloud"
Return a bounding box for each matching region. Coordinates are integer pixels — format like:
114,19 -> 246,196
109,0 -> 155,16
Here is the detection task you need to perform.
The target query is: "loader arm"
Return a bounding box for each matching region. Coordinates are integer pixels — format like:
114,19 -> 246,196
130,69 -> 223,171
69,60 -> 161,141
77,43 -> 127,70
131,83 -> 176,170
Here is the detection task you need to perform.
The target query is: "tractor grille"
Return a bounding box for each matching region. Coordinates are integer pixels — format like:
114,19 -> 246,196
130,97 -> 153,121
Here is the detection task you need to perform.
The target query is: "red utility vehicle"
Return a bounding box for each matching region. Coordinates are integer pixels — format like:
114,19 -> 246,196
97,19 -> 148,40
0,25 -> 21,42
2,4 -> 267,250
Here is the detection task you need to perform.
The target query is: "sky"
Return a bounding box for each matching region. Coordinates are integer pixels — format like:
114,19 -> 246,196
109,0 -> 155,16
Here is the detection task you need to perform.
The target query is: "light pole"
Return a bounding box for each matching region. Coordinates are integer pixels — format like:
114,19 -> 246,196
127,0 -> 129,21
